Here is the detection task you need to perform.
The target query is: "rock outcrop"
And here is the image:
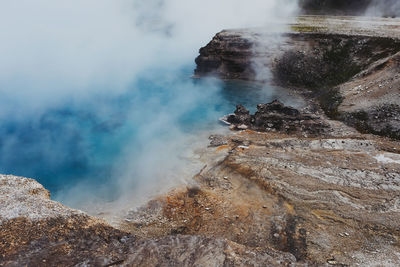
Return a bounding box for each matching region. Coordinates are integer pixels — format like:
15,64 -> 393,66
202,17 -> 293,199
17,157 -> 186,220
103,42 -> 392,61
0,175 -> 137,266
225,100 -> 328,137
0,175 -> 301,266
122,127 -> 400,266
337,52 -> 400,139
195,17 -> 400,82
195,16 -> 400,139
194,30 -> 255,80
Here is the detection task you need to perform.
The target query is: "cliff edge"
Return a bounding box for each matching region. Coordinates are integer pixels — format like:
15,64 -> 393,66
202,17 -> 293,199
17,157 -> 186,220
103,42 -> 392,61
195,16 -> 400,140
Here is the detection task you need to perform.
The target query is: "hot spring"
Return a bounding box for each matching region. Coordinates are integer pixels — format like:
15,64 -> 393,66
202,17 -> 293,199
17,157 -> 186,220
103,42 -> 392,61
0,0 -> 301,212
0,64 -> 301,210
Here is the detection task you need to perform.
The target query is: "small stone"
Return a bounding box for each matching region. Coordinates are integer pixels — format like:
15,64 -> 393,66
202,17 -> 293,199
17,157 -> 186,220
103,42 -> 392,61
327,258 -> 337,265
237,124 -> 248,130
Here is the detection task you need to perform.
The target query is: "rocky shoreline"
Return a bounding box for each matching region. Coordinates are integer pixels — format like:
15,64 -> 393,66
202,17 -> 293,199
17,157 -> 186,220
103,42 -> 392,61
2,16 -> 400,266
1,175 -> 301,266
195,16 -> 400,140
224,100 -> 328,137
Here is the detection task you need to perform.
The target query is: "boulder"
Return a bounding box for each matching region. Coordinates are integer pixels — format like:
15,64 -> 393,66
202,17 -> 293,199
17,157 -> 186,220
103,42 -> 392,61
227,100 -> 328,136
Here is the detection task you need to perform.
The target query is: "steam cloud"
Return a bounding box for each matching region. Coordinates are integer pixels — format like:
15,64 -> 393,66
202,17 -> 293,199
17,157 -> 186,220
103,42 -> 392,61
0,0 -> 299,212
7,0 -> 398,214
367,0 -> 400,17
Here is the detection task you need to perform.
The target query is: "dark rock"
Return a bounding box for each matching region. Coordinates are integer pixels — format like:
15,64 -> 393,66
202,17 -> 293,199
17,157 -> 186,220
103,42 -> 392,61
275,36 -> 400,90
195,29 -> 400,83
195,23 -> 400,140
256,100 -> 300,117
342,105 -> 400,139
227,100 -> 328,136
336,52 -> 400,140
299,0 -> 399,17
299,0 -> 372,16
194,31 -> 255,80
226,104 -> 252,125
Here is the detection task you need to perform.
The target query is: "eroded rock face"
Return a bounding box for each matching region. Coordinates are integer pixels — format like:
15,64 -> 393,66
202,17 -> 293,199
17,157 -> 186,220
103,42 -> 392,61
195,16 -> 400,139
275,35 -> 400,91
122,129 -> 400,266
225,100 -> 328,137
0,175 -> 300,266
195,27 -> 400,83
0,175 -> 137,266
194,30 -> 255,80
124,235 -> 300,267
337,52 -> 400,139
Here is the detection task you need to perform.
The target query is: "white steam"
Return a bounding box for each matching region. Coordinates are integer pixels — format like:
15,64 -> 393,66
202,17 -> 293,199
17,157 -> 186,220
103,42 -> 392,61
0,0 -> 298,107
0,0 -> 299,212
366,0 -> 400,17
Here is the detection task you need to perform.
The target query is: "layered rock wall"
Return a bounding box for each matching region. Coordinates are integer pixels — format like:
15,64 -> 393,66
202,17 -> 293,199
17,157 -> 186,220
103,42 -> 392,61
195,16 -> 400,139
122,127 -> 400,265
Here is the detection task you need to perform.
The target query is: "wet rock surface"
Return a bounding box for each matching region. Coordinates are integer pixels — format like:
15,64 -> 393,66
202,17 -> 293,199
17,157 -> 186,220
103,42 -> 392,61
225,100 -> 328,137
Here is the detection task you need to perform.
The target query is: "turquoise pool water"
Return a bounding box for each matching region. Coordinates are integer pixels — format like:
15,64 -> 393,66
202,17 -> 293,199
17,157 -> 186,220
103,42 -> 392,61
0,65 -> 298,204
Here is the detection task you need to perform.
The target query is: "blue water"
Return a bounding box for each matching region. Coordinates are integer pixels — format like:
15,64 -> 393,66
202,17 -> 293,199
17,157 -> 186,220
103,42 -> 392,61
0,65 -> 294,203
